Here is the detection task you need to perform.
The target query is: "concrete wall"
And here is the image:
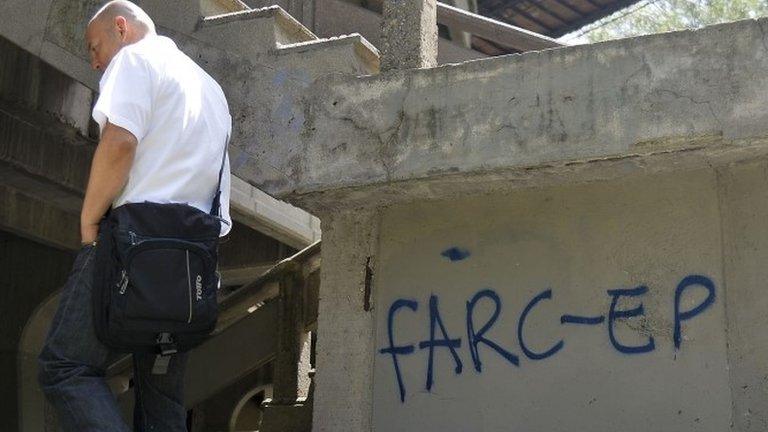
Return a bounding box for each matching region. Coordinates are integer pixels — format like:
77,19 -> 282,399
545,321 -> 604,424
304,17 -> 768,432
305,156 -> 768,432
307,156 -> 768,431
371,168 -> 732,431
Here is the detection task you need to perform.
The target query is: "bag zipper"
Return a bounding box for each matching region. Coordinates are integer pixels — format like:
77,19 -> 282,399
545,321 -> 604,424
186,250 -> 193,324
117,269 -> 129,295
126,229 -> 218,244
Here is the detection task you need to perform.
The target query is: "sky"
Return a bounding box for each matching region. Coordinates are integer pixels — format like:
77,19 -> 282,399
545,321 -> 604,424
557,0 -> 654,44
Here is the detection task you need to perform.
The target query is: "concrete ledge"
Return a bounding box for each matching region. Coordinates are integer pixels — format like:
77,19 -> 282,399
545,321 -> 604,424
274,18 -> 768,208
291,137 -> 768,211
279,33 -> 380,75
201,0 -> 251,16
198,5 -> 317,56
200,6 -> 285,27
231,176 -> 321,249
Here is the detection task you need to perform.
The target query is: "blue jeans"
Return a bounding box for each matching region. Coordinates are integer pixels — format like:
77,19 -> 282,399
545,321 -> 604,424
37,244 -> 189,431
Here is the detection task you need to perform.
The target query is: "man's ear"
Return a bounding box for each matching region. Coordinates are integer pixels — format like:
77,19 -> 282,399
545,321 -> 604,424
115,16 -> 128,40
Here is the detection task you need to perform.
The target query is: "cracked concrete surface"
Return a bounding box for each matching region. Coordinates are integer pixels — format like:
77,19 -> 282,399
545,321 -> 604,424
284,18 -> 768,212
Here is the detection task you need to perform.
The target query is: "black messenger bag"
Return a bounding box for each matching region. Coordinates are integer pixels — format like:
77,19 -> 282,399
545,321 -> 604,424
92,141 -> 228,373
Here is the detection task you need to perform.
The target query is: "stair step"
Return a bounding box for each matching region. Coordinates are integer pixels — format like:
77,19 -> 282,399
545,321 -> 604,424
198,6 -> 317,57
200,0 -> 250,16
278,34 -> 380,75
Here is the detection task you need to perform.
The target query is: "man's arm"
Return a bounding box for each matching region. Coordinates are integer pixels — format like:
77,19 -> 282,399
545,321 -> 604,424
80,122 -> 137,244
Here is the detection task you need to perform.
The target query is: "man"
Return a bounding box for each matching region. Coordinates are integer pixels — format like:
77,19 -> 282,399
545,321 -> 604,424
37,1 -> 232,430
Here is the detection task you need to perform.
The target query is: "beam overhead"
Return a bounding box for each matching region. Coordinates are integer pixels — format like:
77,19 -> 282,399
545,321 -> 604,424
437,3 -> 564,51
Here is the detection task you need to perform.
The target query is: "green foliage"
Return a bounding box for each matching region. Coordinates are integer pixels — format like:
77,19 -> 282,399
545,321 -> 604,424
583,0 -> 768,42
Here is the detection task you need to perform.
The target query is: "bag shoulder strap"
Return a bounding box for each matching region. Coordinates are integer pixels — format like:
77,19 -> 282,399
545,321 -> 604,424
209,133 -> 230,217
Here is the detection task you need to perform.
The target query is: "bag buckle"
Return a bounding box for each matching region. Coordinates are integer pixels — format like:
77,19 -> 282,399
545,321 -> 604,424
156,332 -> 174,344
156,332 -> 178,355
152,354 -> 172,375
152,333 -> 178,375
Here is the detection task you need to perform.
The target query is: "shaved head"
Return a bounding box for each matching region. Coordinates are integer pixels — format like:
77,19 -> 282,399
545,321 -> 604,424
85,0 -> 156,71
90,0 -> 156,35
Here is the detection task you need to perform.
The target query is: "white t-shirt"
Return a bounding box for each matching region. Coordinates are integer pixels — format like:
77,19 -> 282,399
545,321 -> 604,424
92,35 -> 232,236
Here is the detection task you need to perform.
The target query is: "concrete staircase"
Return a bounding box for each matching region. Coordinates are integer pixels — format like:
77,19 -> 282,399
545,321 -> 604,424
0,0 -> 379,182
1,0 -> 378,86
195,4 -> 378,74
199,6 -> 317,55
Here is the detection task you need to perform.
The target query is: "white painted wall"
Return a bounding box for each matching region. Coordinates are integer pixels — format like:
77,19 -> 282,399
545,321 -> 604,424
372,169 -> 731,431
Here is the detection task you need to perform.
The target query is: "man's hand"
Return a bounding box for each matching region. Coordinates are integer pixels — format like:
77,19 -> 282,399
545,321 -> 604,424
80,121 -> 138,244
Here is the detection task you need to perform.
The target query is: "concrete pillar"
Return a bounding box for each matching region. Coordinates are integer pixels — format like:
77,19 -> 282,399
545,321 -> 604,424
259,270 -> 314,432
296,331 -> 313,399
380,0 -> 438,71
272,270 -> 305,403
311,210 -> 380,432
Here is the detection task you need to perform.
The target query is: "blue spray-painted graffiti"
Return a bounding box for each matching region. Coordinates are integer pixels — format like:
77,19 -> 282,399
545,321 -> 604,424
674,275 -> 716,349
418,296 -> 463,392
379,250 -> 717,403
380,299 -> 419,403
467,289 -> 519,372
441,247 -> 471,262
607,286 -> 656,354
518,289 -> 564,360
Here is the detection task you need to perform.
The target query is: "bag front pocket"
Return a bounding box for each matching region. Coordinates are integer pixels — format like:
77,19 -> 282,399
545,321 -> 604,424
123,239 -> 214,323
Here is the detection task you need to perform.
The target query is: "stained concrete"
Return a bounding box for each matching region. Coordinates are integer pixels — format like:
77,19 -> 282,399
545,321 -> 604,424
285,18 -> 768,209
